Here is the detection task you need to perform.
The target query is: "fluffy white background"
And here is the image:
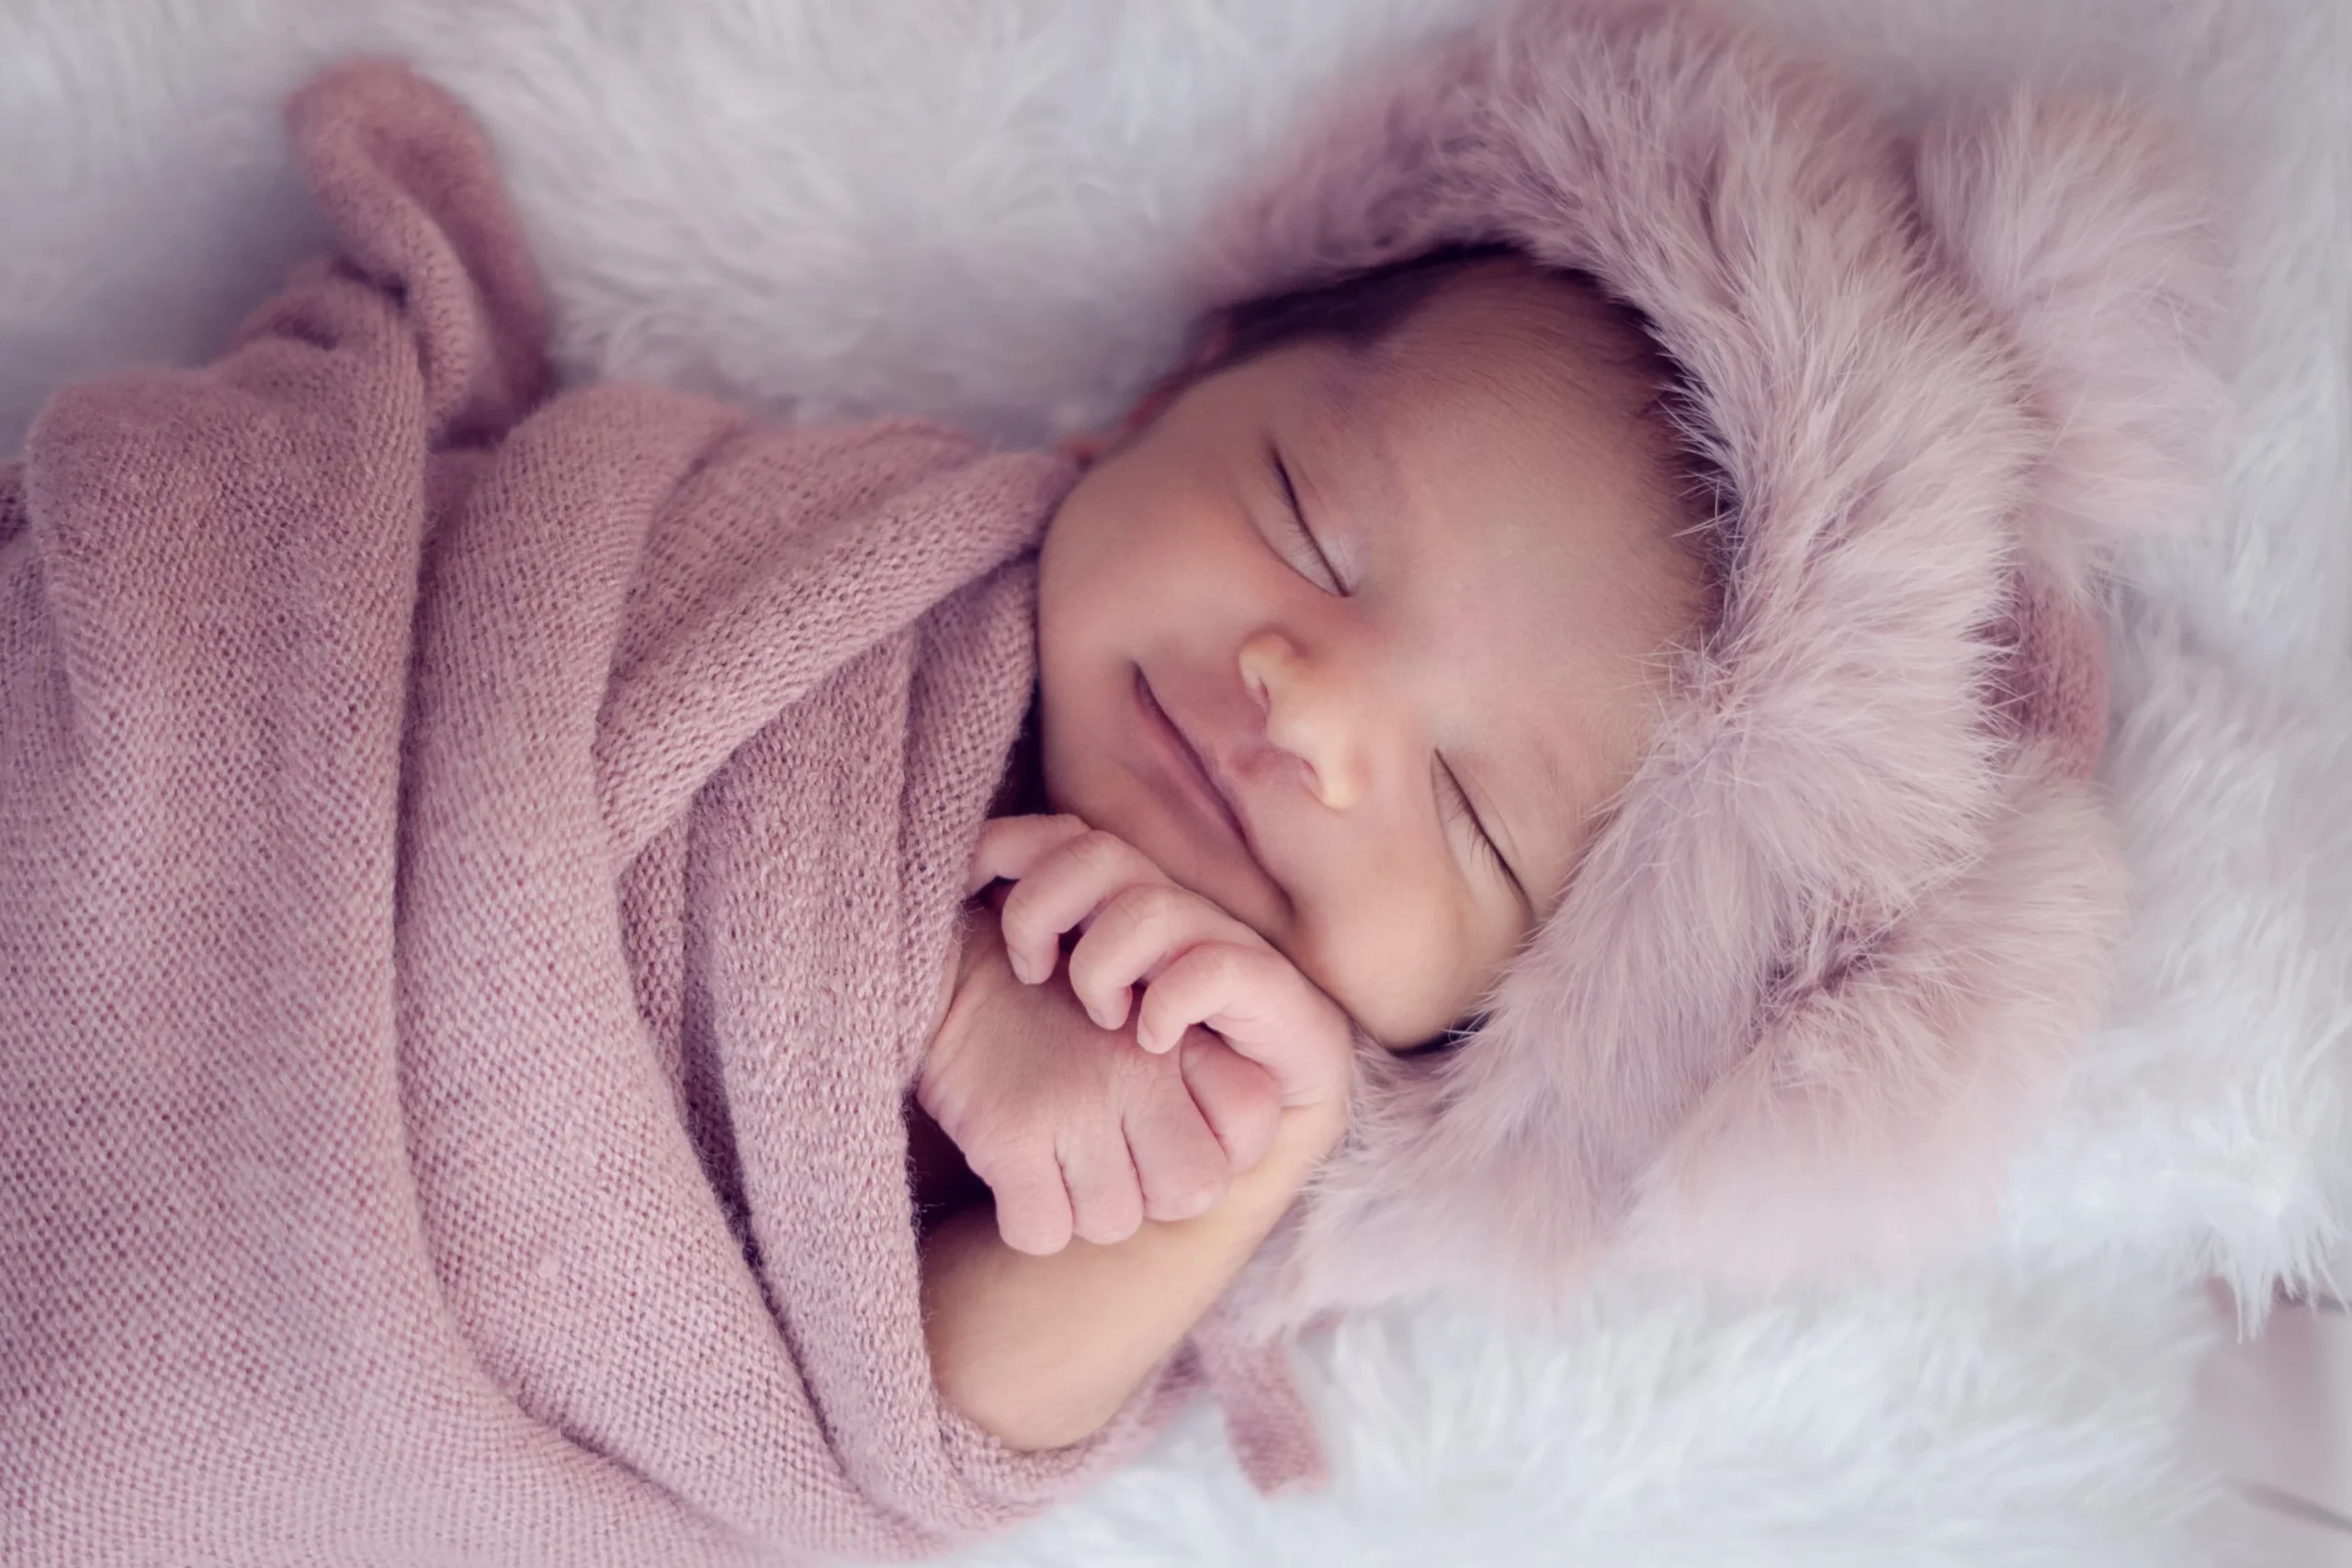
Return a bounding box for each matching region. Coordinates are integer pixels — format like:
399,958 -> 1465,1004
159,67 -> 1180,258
5,0 -> 2346,1562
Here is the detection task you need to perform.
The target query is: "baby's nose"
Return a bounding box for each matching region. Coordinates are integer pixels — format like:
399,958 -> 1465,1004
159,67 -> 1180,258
1238,631 -> 1369,812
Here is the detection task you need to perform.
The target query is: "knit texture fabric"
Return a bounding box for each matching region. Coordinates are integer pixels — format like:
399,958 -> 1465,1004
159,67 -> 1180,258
0,60 -> 1322,1563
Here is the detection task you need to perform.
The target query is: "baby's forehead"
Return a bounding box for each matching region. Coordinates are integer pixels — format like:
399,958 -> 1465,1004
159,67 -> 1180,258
1284,308 -> 1671,538
1374,262 -> 1669,412
1300,315 -> 1683,572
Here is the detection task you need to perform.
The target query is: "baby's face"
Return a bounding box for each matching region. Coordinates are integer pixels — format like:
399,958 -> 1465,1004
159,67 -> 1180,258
1036,268 -> 1701,1047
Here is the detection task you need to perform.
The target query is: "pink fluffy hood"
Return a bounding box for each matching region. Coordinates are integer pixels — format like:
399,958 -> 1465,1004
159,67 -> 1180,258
1185,0 -> 2227,1322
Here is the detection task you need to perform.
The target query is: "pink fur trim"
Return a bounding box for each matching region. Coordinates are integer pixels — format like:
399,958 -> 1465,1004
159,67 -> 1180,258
1916,94 -> 2229,596
1187,1 -> 2222,1325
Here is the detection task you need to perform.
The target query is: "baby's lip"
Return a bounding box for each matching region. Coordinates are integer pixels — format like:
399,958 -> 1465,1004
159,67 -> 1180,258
1134,668 -> 1260,865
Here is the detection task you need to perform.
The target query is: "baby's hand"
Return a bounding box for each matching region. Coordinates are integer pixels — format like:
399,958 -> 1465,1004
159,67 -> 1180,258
919,905 -> 1283,1254
971,816 -> 1356,1116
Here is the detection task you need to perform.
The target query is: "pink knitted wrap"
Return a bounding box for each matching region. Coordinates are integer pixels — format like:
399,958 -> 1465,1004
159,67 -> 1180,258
1191,0 -> 2226,1325
1,62 -> 1320,1564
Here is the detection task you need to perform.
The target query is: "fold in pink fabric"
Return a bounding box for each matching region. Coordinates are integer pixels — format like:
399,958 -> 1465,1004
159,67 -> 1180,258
0,60 -> 1316,1564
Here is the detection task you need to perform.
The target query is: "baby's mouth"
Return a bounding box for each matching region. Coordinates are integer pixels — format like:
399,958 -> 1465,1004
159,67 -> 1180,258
1133,667 -> 1255,863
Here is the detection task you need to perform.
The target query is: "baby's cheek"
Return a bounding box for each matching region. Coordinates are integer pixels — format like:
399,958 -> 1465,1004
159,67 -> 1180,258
1291,885 -> 1484,1051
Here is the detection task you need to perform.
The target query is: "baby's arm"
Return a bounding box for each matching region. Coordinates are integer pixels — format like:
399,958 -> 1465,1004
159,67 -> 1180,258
919,908 -> 1342,1450
917,818 -> 1354,1450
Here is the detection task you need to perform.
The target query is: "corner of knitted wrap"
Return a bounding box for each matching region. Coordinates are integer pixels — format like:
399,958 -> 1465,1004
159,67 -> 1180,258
1187,1298 -> 1330,1495
279,58 -> 553,443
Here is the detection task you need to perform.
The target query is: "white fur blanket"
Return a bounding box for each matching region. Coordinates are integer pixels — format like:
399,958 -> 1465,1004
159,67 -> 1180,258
5,1 -> 2345,1562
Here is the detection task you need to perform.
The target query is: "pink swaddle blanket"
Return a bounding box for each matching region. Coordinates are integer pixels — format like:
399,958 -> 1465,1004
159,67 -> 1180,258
0,62 -> 1313,1564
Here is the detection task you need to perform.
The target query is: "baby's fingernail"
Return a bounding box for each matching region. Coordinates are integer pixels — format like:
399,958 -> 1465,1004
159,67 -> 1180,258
1012,952 -> 1039,985
1135,1021 -> 1157,1054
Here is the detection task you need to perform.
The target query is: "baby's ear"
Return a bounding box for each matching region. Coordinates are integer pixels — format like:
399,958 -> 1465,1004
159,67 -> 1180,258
1912,92 -> 2229,596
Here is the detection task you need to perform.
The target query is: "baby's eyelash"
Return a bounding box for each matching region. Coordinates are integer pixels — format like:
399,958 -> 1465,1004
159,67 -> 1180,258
1268,445 -> 1343,595
1436,755 -> 1508,879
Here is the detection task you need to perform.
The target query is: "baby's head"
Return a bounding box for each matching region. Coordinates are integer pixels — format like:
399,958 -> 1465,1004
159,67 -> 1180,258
1034,2 -> 2220,1316
1035,251 -> 1712,1047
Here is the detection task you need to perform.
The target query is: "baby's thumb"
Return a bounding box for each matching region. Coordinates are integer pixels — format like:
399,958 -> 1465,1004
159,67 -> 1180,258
1179,1033 -> 1281,1174
1141,942 -> 1347,1110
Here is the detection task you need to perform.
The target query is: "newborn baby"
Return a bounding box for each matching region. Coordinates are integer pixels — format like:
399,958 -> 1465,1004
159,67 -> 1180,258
6,6 -> 2217,1549
916,250 -> 1712,1449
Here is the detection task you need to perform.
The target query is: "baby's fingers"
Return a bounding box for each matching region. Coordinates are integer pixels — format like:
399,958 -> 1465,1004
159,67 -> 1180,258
1058,1128 -> 1146,1247
966,814 -> 1091,896
996,829 -> 1170,987
1066,882 -> 1254,1035
967,1139 -> 1074,1257
1121,1064 -> 1233,1222
1138,942 -> 1351,1110
1178,1033 -> 1282,1175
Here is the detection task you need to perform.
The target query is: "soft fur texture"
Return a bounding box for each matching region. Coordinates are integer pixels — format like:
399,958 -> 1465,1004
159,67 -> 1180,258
960,1265 -> 2230,1568
4,1 -> 2346,1562
1190,1 -> 2223,1322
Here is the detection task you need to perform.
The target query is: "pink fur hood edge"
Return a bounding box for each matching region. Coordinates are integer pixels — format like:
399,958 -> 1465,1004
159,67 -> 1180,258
1183,0 -> 2227,1323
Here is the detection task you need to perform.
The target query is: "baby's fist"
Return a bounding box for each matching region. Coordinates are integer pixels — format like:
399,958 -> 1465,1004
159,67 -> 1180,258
919,902 -> 1282,1254
974,816 -> 1356,1117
